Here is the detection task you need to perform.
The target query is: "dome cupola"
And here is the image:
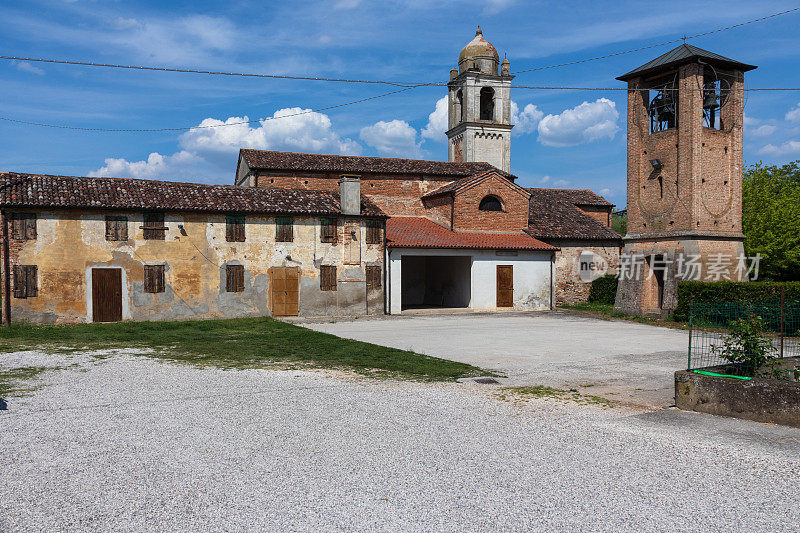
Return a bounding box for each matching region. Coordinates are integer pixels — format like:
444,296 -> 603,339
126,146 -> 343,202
458,26 -> 500,75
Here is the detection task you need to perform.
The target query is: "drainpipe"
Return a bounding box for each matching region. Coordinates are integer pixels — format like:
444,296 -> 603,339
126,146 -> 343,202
385,242 -> 390,315
1,209 -> 10,325
549,251 -> 555,311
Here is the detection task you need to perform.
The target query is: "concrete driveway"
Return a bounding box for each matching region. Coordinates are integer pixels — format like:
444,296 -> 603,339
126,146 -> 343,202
302,312 -> 689,408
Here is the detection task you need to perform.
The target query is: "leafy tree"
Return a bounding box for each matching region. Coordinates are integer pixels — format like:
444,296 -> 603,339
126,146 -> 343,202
742,161 -> 800,281
611,212 -> 627,236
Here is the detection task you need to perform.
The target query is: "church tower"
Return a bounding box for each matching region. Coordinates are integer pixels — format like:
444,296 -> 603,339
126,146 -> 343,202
614,44 -> 757,315
447,27 -> 514,172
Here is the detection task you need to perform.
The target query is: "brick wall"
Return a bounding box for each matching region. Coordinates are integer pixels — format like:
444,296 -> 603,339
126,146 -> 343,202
551,241 -> 621,305
451,174 -> 530,233
576,205 -> 611,226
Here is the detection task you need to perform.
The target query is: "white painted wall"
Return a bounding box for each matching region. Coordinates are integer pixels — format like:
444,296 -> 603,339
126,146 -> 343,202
387,248 -> 553,314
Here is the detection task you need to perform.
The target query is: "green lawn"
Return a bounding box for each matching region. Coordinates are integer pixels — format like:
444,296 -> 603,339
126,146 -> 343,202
0,317 -> 493,383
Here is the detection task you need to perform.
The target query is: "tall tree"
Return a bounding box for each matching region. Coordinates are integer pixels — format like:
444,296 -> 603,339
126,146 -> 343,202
742,161 -> 800,280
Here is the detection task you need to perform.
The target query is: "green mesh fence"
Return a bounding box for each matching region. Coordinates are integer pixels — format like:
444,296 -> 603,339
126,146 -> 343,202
688,298 -> 800,381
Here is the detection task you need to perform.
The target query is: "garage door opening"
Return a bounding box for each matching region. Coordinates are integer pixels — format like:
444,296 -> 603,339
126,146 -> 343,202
401,255 -> 471,310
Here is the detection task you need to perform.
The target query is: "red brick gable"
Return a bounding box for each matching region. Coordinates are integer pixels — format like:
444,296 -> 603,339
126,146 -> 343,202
386,217 -> 556,251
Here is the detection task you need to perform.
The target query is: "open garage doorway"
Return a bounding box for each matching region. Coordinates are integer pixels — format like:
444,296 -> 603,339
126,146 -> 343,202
401,255 -> 471,310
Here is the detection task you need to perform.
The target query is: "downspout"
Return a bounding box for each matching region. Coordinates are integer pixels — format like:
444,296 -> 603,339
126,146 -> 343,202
1,209 -> 10,325
550,251 -> 555,311
384,222 -> 390,315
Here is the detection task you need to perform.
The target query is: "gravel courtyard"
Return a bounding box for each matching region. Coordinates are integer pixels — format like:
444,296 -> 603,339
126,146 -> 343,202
2,349 -> 799,532
303,312 -> 689,408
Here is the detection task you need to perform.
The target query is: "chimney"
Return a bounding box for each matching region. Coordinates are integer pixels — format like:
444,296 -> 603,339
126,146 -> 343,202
339,175 -> 361,216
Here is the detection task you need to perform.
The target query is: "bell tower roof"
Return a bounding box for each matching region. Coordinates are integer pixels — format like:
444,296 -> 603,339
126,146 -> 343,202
616,43 -> 757,81
458,26 -> 500,75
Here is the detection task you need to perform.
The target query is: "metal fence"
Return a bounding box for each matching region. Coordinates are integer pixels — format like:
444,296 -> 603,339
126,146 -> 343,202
688,295 -> 800,381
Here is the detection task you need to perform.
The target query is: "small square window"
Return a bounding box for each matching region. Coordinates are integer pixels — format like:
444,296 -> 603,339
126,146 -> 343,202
276,216 -> 293,242
226,264 -> 245,292
143,212 -> 166,240
11,213 -> 36,240
320,265 -> 337,291
320,217 -> 338,243
366,265 -> 381,290
105,216 -> 128,241
13,265 -> 38,298
226,215 -> 245,242
366,219 -> 381,244
143,264 -> 165,293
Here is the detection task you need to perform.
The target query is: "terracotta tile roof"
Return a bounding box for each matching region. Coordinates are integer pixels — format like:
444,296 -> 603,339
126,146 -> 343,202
0,172 -> 386,217
526,188 -> 621,241
239,149 -> 518,180
386,217 -> 557,251
421,170 -> 531,199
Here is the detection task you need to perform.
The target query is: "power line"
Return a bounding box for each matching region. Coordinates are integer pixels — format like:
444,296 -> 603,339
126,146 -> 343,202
514,7 -> 800,74
510,86 -> 800,91
0,55 -> 430,88
0,86 -> 418,132
2,7 -> 796,85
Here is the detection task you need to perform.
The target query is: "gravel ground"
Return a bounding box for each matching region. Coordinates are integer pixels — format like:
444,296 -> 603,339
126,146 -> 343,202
1,351 -> 800,532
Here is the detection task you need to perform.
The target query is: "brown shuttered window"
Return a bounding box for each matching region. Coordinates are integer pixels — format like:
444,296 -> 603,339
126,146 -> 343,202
366,265 -> 381,290
105,216 -> 128,241
143,212 -> 166,240
320,217 -> 338,243
226,215 -> 245,242
366,219 -> 381,244
226,264 -> 245,292
276,216 -> 293,242
320,265 -> 337,291
12,213 -> 37,240
13,265 -> 37,298
143,264 -> 165,293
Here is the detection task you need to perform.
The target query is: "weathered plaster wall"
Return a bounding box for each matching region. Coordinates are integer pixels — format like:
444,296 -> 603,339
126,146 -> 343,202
3,209 -> 384,324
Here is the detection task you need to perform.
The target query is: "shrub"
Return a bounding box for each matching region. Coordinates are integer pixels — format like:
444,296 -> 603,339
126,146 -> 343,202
711,315 -> 776,376
588,274 -> 618,305
674,281 -> 800,322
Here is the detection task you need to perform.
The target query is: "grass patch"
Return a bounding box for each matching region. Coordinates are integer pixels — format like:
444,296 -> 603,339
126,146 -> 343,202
497,385 -> 615,407
0,317 -> 493,382
559,303 -> 688,329
0,366 -> 52,397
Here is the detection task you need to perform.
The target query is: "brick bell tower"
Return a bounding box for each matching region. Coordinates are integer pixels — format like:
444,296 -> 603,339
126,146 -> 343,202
447,27 -> 514,172
614,44 -> 757,315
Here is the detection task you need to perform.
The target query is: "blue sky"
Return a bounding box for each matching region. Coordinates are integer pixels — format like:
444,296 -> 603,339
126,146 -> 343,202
2,0 -> 800,206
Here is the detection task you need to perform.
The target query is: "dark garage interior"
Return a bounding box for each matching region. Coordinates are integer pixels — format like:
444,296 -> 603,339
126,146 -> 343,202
400,255 -> 471,309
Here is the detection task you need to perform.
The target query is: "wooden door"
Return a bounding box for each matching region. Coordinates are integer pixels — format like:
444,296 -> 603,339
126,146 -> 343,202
270,267 -> 299,316
496,265 -> 513,308
92,268 -> 122,322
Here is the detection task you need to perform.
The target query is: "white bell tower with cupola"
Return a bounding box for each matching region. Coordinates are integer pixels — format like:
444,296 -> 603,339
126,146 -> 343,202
446,27 -> 514,172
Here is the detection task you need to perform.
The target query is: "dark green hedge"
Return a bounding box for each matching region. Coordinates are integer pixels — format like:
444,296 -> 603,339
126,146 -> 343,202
673,281 -> 800,321
588,274 -> 618,305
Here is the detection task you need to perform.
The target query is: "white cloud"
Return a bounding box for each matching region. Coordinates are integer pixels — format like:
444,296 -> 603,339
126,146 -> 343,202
598,187 -> 612,197
334,0 -> 361,8
537,98 -> 619,147
421,96 -> 449,143
750,124 -> 777,138
510,101 -> 543,135
15,61 -> 44,75
360,120 -> 424,158
786,103 -> 800,123
758,140 -> 800,156
91,151 -> 202,180
552,179 -> 570,187
743,114 -> 759,127
91,108 -> 361,182
484,0 -> 515,14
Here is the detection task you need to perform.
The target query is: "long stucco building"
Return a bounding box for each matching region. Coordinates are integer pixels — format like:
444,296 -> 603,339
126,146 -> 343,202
0,29 -> 622,324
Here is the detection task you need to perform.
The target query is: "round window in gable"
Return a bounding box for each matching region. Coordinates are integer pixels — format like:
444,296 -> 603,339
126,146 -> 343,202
479,195 -> 503,212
